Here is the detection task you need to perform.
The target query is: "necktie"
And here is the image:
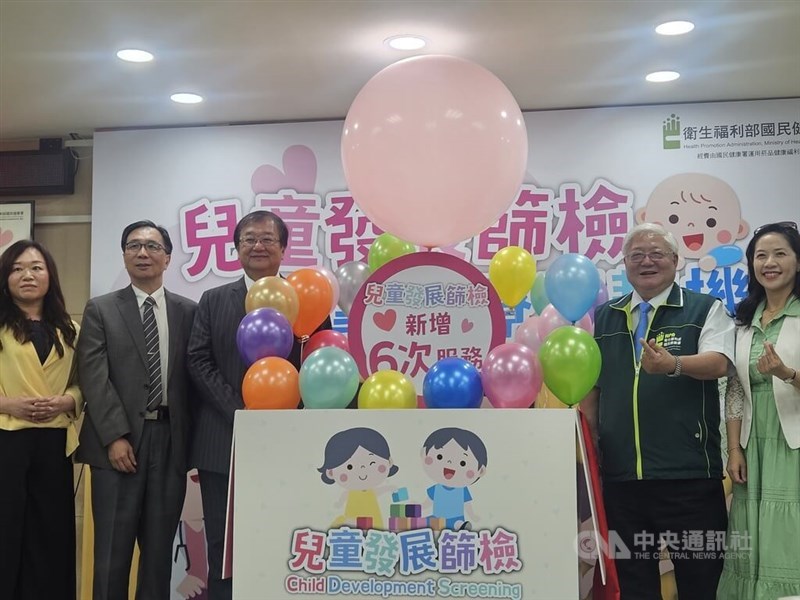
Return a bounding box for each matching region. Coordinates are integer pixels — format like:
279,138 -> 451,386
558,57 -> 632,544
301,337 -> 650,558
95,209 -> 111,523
143,296 -> 163,410
634,301 -> 652,362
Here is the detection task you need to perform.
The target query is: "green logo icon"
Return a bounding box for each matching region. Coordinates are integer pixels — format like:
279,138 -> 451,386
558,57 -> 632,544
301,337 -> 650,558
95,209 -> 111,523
663,114 -> 681,149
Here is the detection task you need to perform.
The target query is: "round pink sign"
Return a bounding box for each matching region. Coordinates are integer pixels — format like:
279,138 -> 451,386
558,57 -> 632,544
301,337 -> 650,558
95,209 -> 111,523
348,252 -> 506,393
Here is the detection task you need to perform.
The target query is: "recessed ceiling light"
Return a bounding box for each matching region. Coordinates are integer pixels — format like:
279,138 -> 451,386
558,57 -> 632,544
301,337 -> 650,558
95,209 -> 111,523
385,35 -> 427,51
646,71 -> 680,83
116,48 -> 154,63
170,93 -> 204,104
655,21 -> 695,36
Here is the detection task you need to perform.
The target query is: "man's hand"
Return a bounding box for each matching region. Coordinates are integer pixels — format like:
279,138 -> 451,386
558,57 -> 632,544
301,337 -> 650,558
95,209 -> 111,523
107,438 -> 137,473
640,339 -> 678,375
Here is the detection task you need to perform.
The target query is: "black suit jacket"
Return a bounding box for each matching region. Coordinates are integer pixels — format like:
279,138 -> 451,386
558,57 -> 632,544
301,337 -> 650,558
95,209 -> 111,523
187,277 -> 331,474
75,285 -> 197,473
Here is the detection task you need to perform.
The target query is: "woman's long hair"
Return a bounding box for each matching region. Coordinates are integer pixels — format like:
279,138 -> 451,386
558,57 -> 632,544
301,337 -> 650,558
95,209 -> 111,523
735,222 -> 800,327
0,239 -> 77,356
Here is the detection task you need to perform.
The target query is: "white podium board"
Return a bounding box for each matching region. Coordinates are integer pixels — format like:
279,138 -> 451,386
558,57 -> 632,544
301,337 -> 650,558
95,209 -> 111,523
231,409 -> 578,599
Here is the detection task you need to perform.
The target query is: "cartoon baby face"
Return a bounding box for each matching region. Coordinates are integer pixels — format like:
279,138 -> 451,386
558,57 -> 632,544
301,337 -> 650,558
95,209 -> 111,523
326,445 -> 392,491
422,439 -> 485,487
638,173 -> 749,260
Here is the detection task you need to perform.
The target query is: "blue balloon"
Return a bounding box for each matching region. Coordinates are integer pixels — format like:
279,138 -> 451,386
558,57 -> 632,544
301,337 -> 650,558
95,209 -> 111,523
236,308 -> 293,365
423,358 -> 483,409
545,253 -> 601,323
708,244 -> 743,268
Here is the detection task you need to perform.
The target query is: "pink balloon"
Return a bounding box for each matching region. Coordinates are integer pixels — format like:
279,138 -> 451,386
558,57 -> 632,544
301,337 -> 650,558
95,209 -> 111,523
481,343 -> 542,409
312,266 -> 340,314
341,55 -> 528,248
301,330 -> 350,363
537,304 -> 593,341
587,283 -> 609,322
513,315 -> 543,354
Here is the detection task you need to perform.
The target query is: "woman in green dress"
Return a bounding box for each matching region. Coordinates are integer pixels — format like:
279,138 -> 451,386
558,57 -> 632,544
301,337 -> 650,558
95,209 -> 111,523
718,221 -> 800,599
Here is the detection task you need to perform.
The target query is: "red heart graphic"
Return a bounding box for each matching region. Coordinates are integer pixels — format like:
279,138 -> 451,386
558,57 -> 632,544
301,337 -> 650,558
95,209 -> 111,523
461,318 -> 474,333
251,145 -> 317,194
0,228 -> 13,247
373,309 -> 397,332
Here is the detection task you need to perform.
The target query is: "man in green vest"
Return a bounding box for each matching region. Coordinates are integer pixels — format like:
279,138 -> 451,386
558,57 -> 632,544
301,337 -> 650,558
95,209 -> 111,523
582,222 -> 734,600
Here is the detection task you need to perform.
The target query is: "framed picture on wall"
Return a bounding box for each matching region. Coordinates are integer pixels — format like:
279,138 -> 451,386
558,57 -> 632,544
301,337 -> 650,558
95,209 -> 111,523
0,201 -> 34,255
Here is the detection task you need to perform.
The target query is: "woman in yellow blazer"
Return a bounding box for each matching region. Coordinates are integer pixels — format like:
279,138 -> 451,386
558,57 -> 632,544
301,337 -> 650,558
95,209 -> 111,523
0,239 -> 82,600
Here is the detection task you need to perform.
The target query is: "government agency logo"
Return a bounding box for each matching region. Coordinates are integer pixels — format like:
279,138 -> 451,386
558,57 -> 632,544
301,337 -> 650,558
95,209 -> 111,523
655,331 -> 682,352
663,114 -> 681,149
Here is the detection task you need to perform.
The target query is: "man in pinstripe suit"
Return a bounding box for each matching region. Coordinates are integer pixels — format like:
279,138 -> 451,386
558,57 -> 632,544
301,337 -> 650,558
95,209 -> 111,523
187,210 -> 331,599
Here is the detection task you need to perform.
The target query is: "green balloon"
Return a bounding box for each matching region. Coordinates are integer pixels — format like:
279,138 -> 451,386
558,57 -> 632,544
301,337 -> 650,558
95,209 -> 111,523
530,272 -> 549,314
368,233 -> 416,272
299,347 -> 360,409
538,326 -> 601,406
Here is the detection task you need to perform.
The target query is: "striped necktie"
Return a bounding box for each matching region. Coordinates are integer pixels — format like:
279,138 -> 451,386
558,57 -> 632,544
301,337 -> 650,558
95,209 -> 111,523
143,296 -> 163,410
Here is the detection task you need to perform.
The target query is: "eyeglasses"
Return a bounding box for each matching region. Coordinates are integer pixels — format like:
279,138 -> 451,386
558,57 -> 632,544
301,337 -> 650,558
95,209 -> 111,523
239,236 -> 281,248
625,250 -> 673,264
753,221 -> 798,236
125,241 -> 166,254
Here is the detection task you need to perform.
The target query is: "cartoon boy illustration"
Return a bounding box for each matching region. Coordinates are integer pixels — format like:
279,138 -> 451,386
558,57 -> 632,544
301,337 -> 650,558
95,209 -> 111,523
421,427 -> 487,530
318,427 -> 398,529
638,173 -> 749,271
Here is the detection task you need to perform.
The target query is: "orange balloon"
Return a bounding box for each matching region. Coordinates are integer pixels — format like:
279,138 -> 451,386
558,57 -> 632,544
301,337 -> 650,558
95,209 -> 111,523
245,276 -> 299,324
242,357 -> 300,410
287,268 -> 333,338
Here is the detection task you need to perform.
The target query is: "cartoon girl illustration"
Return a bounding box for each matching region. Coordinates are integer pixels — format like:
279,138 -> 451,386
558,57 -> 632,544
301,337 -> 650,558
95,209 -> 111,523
318,427 -> 398,529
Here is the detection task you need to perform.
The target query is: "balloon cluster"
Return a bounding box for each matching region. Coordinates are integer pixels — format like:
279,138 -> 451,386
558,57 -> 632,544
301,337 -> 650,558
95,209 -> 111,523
237,55 -> 608,412
239,268 -> 334,410
487,247 -> 606,407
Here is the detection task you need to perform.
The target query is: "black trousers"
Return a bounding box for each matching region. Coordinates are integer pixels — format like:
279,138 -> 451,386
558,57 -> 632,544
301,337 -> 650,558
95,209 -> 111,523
198,469 -> 232,600
603,478 -> 727,600
0,428 -> 75,600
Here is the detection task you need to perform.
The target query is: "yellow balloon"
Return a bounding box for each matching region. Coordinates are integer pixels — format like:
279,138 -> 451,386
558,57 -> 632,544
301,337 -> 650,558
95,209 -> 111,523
358,370 -> 417,409
488,246 -> 536,306
245,276 -> 299,324
535,383 -> 569,409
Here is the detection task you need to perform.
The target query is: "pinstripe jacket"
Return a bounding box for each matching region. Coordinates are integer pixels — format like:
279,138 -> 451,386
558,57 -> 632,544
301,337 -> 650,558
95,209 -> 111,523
187,277 -> 331,474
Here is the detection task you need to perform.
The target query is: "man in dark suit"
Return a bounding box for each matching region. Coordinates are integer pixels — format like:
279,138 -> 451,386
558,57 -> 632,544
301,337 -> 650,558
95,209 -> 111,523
77,220 -> 197,600
188,210 -> 331,600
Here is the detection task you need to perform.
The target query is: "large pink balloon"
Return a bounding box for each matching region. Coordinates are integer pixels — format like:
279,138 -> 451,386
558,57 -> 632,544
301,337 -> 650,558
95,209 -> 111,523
341,55 -> 528,248
481,343 -> 542,409
537,304 -> 593,341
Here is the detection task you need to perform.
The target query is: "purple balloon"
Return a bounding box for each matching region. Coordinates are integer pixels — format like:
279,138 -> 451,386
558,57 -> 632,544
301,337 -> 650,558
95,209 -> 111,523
587,283 -> 610,322
236,308 -> 293,365
481,343 -> 542,408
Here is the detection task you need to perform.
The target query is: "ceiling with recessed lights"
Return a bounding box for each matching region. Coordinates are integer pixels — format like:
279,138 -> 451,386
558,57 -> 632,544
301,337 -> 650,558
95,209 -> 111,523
0,0 -> 798,141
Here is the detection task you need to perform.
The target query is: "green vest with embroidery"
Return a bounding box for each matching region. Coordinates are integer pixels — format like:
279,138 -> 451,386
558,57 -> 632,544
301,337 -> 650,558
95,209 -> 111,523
594,284 -> 723,482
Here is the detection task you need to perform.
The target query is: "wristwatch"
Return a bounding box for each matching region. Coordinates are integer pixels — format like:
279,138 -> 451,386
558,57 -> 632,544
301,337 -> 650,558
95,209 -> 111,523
783,368 -> 797,383
666,355 -> 682,378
